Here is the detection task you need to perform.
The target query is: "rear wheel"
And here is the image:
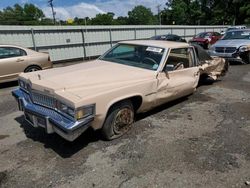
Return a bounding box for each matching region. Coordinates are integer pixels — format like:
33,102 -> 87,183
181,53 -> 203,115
24,65 -> 41,72
101,100 -> 134,140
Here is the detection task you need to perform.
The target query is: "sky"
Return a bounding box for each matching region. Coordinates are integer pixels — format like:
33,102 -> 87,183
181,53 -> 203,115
0,0 -> 167,20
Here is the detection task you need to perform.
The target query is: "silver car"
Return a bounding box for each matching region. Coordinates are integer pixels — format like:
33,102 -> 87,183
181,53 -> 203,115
209,29 -> 250,64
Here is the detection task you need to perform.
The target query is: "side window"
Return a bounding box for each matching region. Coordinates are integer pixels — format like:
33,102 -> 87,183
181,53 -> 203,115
0,47 -> 27,59
164,48 -> 194,71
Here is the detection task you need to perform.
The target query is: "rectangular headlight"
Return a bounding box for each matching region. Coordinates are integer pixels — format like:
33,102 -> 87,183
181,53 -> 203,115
75,104 -> 95,120
19,79 -> 26,89
57,102 -> 95,120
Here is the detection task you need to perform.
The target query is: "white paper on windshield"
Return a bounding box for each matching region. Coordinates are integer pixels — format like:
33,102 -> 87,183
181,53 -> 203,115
146,47 -> 163,53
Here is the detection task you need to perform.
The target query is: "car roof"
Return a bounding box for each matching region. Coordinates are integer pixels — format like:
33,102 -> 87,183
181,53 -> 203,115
119,40 -> 189,49
0,44 -> 28,49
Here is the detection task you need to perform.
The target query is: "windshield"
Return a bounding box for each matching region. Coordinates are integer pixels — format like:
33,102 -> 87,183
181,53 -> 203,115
195,32 -> 211,38
222,30 -> 250,40
100,44 -> 164,71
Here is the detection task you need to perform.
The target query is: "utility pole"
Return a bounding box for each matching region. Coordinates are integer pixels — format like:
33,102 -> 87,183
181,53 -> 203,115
48,0 -> 56,25
157,4 -> 161,25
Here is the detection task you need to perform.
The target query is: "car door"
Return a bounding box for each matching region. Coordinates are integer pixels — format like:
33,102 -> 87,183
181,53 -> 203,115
0,47 -> 27,81
155,47 -> 200,106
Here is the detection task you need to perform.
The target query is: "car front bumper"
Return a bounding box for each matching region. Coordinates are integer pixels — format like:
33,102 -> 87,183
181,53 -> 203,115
12,89 -> 94,141
209,50 -> 247,64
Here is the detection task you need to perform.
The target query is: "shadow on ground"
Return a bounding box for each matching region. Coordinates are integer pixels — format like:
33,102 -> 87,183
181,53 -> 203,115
0,81 -> 18,89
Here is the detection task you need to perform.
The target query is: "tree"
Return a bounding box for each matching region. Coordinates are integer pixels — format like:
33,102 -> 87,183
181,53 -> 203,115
90,12 -> 115,25
128,5 -> 157,25
0,3 -> 45,25
23,3 -> 44,24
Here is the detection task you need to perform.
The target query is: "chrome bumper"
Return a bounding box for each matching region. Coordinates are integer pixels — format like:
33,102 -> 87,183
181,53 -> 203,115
209,51 -> 246,64
12,89 -> 94,141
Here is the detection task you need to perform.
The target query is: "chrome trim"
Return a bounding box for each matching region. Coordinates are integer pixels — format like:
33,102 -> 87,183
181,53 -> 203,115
12,89 -> 94,141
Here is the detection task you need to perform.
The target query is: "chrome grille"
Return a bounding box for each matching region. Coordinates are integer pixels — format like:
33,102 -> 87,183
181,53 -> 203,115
31,91 -> 56,108
215,47 -> 237,53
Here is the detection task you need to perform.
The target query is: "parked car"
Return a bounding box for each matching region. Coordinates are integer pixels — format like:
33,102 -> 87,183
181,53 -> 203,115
209,29 -> 250,64
12,40 -> 228,141
220,25 -> 247,35
0,45 -> 52,83
150,34 -> 186,42
189,32 -> 222,49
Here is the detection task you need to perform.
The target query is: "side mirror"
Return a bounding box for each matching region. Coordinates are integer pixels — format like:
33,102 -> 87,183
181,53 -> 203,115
164,64 -> 175,72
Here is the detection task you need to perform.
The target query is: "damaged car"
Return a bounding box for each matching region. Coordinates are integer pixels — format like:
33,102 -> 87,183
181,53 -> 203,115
209,29 -> 250,64
12,40 -> 228,141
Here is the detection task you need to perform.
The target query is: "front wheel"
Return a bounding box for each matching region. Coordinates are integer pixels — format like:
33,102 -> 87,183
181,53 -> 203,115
101,100 -> 134,140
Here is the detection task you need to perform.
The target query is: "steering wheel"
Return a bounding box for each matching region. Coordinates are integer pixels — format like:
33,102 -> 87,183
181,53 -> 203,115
174,62 -> 184,70
142,57 -> 157,65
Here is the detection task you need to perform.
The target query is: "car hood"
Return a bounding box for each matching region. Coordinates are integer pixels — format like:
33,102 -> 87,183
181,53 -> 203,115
212,39 -> 250,48
20,60 -> 156,101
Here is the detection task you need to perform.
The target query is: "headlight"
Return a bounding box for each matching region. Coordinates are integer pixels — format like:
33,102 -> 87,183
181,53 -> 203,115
57,102 -> 95,120
239,45 -> 248,52
75,105 -> 95,120
19,79 -> 28,91
57,102 -> 75,117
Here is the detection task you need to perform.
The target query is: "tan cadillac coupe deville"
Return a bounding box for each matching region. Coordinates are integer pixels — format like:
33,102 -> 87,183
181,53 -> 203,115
12,40 -> 228,141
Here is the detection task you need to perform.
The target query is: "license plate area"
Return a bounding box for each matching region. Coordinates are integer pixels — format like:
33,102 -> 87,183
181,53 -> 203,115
25,112 -> 34,125
37,116 -> 46,127
24,112 -> 47,128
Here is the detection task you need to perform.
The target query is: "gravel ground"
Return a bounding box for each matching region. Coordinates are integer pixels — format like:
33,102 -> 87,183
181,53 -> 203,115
0,63 -> 250,188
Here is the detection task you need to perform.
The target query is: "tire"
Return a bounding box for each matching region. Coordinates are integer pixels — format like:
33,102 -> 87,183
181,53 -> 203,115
101,100 -> 134,140
24,65 -> 41,72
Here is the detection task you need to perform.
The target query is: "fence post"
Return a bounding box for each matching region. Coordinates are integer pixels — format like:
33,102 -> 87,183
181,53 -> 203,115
109,28 -> 112,47
31,28 -> 36,51
81,28 -> 86,60
134,28 -> 137,39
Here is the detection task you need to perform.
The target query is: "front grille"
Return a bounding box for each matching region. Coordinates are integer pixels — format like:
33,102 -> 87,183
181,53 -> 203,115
215,47 -> 237,53
31,91 -> 56,109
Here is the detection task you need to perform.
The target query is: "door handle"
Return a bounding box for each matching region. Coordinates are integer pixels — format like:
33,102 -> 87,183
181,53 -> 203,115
16,58 -> 24,62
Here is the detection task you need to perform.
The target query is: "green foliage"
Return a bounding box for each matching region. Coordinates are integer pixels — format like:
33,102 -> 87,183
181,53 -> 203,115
0,3 -> 45,25
162,0 -> 250,25
89,12 -> 115,25
128,5 -> 157,25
